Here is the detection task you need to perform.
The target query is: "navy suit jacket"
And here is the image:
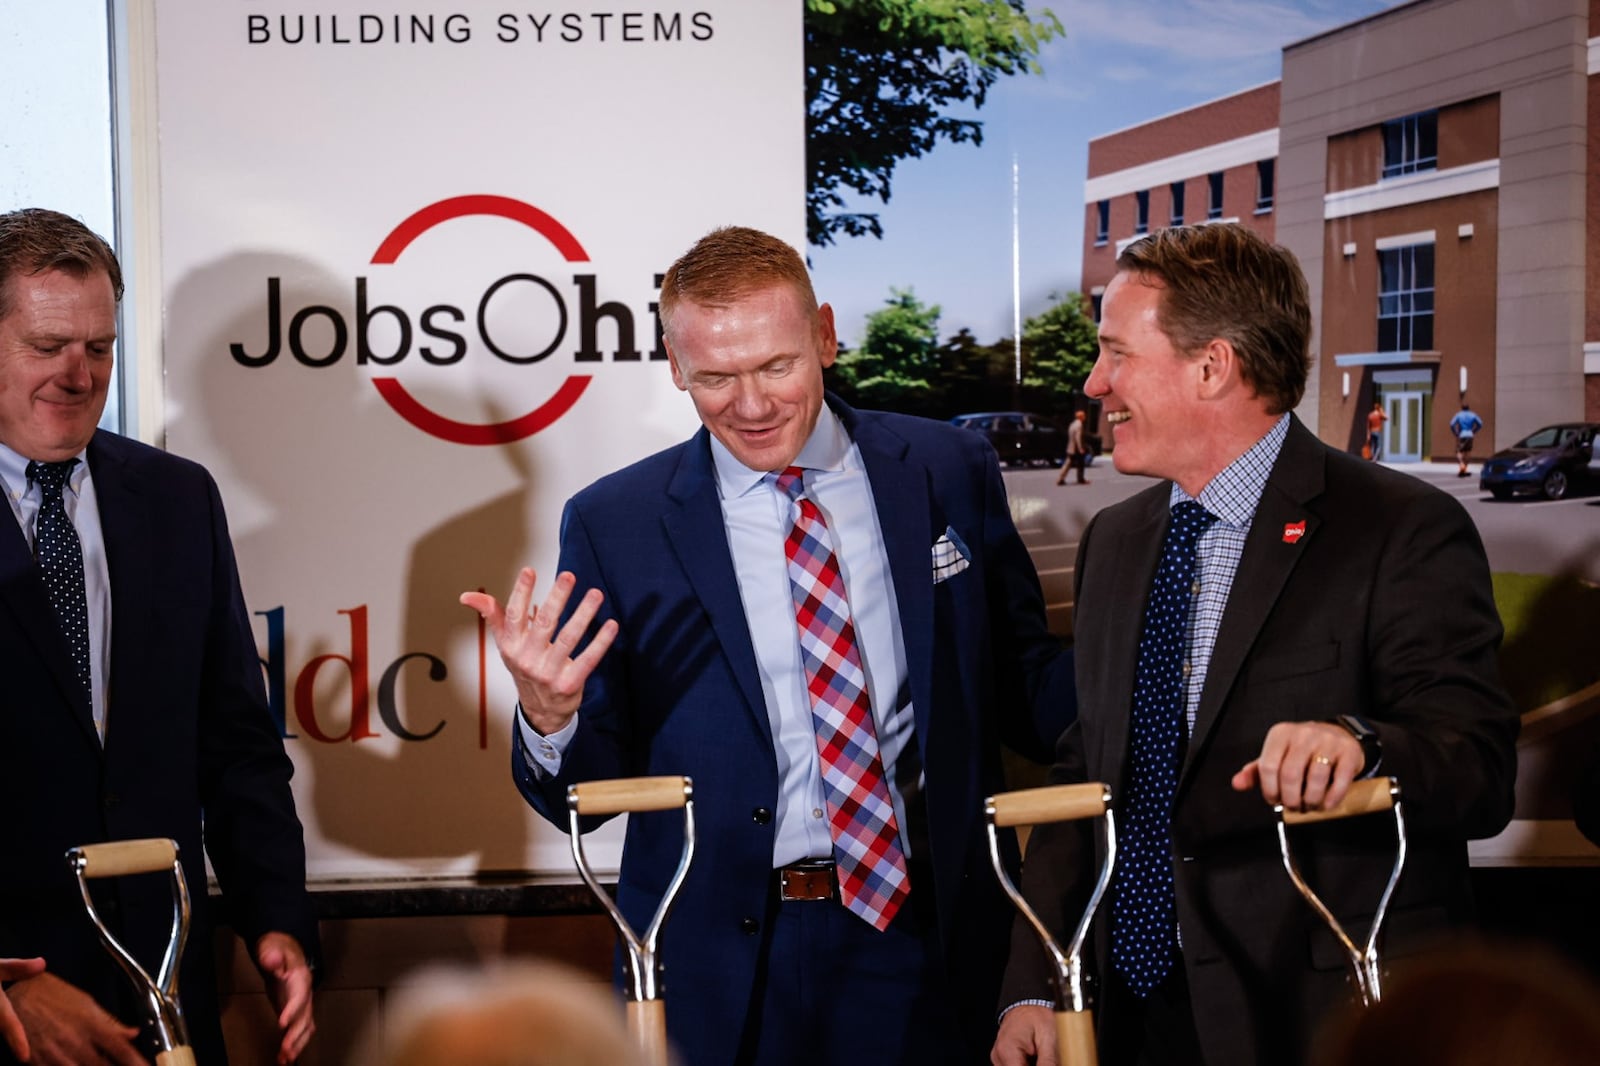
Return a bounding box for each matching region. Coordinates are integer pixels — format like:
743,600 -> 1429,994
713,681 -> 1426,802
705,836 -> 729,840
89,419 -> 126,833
1001,417 -> 1518,1065
513,398 -> 1074,1065
0,430 -> 317,1066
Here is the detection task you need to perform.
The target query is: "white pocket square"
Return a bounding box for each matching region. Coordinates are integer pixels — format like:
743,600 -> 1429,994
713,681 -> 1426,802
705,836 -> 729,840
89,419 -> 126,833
931,526 -> 971,582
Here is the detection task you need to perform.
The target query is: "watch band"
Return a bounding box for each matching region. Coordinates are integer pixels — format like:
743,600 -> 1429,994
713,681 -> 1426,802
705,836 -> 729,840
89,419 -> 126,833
1334,713 -> 1382,777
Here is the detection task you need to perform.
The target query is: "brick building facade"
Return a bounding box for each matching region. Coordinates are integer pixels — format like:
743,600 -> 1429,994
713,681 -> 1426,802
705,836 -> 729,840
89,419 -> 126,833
1082,0 -> 1600,459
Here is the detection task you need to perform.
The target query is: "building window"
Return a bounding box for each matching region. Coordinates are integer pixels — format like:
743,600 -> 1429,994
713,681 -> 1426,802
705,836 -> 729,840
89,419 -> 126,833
1095,200 -> 1108,245
1134,190 -> 1149,235
1377,243 -> 1434,351
1169,181 -> 1185,226
1207,171 -> 1223,219
1256,159 -> 1274,212
1091,292 -> 1103,322
1381,110 -> 1438,178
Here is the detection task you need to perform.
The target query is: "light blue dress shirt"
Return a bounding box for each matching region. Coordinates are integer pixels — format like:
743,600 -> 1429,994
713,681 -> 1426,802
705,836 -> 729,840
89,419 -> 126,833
0,441 -> 113,740
520,405 -> 919,866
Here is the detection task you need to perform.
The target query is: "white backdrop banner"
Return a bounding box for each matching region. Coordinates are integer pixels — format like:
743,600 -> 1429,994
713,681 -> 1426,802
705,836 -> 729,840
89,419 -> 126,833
152,0 -> 804,878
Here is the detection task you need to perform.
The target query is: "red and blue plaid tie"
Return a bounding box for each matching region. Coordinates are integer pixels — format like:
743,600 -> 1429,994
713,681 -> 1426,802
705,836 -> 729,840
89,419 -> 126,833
774,466 -> 910,930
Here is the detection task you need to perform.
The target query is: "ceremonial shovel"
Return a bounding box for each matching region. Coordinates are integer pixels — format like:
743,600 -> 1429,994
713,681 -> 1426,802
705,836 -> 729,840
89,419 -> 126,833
986,782 -> 1117,1066
65,838 -> 195,1066
1276,776 -> 1407,1006
568,775 -> 695,1066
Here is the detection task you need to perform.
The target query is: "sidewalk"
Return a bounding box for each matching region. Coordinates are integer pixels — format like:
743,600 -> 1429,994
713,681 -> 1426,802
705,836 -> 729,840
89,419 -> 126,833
1374,458 -> 1478,485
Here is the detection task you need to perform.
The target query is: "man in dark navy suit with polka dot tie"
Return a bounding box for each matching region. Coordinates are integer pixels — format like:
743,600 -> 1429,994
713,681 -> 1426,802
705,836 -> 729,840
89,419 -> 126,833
993,224 -> 1518,1066
0,209 -> 318,1066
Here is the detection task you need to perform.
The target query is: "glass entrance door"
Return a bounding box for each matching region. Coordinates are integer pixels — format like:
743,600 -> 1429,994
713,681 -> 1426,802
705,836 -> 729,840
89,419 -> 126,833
1384,390 -> 1427,462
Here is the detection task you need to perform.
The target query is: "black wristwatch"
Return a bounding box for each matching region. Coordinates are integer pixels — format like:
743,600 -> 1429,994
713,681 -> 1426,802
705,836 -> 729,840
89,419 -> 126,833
1334,714 -> 1382,777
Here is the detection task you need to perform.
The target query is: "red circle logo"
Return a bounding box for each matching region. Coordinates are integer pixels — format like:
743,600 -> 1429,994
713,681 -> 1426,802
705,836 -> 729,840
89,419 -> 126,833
369,195 -> 592,445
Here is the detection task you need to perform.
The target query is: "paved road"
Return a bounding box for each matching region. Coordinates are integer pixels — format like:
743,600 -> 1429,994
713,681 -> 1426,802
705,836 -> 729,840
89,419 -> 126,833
1391,461 -> 1600,585
1001,459 -> 1158,637
1002,455 -> 1600,637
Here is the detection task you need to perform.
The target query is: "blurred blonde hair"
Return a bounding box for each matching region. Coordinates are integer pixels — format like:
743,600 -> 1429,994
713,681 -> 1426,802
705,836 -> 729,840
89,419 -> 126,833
351,960 -> 654,1066
1310,938 -> 1600,1066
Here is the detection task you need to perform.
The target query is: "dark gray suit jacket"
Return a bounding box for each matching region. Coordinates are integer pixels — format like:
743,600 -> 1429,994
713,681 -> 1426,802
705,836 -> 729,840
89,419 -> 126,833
1001,417 -> 1517,1065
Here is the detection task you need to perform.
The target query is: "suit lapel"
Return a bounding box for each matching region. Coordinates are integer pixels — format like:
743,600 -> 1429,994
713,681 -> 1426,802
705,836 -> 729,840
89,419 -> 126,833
661,430 -> 773,748
89,433 -> 155,756
1096,493 -> 1168,788
841,405 -> 937,748
0,448 -> 101,750
1183,419 -> 1324,780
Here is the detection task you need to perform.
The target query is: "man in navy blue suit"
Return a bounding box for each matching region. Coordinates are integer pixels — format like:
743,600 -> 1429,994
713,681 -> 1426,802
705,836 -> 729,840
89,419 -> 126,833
465,226 -> 1074,1065
0,208 -> 318,1066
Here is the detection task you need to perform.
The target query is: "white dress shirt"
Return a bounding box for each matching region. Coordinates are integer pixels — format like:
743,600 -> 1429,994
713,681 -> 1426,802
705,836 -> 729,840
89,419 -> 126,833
520,405 -> 919,866
0,441 -> 113,740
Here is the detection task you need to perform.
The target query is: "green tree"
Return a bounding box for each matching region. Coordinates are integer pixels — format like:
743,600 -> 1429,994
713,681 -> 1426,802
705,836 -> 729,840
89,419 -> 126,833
1020,292 -> 1098,416
806,0 -> 1062,246
936,327 -> 1016,416
830,287 -> 943,415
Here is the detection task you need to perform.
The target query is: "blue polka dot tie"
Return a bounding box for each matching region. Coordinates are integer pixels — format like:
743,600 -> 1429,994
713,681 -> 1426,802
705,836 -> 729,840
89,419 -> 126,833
27,459 -> 91,704
1111,499 -> 1216,997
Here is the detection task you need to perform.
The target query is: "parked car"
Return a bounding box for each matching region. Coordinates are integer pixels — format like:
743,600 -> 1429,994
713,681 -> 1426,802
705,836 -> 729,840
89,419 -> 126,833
949,411 -> 1067,467
1478,422 -> 1600,500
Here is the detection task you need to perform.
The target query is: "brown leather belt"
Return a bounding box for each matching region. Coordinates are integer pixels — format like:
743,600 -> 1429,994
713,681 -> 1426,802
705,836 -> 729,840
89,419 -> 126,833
776,859 -> 838,902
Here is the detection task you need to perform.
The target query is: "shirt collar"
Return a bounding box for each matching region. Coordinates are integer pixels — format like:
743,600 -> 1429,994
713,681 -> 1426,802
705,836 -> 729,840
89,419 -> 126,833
708,403 -> 851,500
0,440 -> 91,502
1169,414 -> 1290,527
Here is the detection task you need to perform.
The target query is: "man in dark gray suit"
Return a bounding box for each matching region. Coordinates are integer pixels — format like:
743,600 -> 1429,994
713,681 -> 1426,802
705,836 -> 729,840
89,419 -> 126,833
994,223 -> 1517,1066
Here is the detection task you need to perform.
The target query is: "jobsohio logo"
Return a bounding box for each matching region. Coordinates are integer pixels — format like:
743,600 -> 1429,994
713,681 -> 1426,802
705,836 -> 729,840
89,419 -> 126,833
228,195 -> 667,444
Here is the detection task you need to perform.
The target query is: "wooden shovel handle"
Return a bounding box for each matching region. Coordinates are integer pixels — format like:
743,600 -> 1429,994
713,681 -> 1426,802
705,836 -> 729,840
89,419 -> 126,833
989,783 -> 1109,828
1282,777 -> 1397,826
627,999 -> 670,1066
1055,1008 -> 1098,1066
72,838 -> 178,878
571,776 -> 692,816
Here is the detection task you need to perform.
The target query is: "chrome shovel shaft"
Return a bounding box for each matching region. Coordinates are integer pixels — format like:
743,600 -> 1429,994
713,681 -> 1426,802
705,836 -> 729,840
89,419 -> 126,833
66,838 -> 192,1059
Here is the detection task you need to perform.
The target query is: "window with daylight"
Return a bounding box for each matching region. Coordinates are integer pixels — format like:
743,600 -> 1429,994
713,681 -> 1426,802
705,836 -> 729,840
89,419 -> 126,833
1134,189 -> 1149,234
1095,200 -> 1109,245
1382,110 -> 1438,178
1207,171 -> 1224,219
1,7 -> 126,433
1377,243 -> 1434,351
1169,181 -> 1185,226
1256,159 -> 1275,211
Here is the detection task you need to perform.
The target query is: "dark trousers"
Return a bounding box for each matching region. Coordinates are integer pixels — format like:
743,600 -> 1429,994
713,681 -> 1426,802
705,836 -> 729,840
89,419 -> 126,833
734,883 -> 968,1065
1099,957 -> 1207,1066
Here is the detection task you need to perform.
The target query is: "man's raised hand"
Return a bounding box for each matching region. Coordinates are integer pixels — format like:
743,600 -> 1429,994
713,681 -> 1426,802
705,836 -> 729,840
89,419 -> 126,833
461,568 -> 618,735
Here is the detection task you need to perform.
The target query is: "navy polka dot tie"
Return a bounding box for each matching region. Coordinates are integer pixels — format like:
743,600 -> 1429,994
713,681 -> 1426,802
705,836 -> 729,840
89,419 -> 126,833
27,459 -> 91,704
1111,499 -> 1216,997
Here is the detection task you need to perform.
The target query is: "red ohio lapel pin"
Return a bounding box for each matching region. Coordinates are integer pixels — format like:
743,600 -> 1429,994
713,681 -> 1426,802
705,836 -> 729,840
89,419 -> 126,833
1282,520 -> 1307,544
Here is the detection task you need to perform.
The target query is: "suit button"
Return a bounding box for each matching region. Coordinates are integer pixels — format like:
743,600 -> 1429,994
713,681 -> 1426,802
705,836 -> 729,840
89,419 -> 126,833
752,807 -> 772,825
740,917 -> 760,935
103,793 -> 120,810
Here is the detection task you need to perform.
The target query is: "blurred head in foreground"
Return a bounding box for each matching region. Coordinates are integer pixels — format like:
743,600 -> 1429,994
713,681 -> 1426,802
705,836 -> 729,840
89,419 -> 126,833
1310,938 -> 1600,1066
352,960 -> 655,1066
